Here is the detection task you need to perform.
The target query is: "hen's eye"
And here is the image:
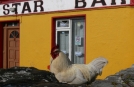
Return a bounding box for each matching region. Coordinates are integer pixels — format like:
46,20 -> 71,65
54,50 -> 60,53
55,51 -> 59,54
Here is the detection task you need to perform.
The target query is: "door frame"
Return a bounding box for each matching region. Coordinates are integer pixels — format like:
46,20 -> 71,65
0,20 -> 19,68
51,14 -> 86,63
3,26 -> 20,69
0,23 -> 3,68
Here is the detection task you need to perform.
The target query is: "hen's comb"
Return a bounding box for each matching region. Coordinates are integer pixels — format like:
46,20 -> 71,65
51,44 -> 59,53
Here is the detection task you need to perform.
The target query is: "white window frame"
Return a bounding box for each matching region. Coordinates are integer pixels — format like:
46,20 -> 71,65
56,19 -> 72,60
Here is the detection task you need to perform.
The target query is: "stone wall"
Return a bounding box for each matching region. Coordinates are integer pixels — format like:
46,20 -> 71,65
0,65 -> 134,87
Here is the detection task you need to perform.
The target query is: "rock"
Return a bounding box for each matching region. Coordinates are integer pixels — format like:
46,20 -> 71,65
90,80 -> 122,87
117,68 -> 134,75
105,75 -> 123,84
131,64 -> 134,68
0,67 -> 59,87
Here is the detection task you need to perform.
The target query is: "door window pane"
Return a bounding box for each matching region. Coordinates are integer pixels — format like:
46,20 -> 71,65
9,31 -> 19,38
57,31 -> 69,57
4,22 -> 19,27
72,19 -> 85,64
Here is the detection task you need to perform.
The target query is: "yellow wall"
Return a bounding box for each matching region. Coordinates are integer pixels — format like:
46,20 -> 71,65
1,6 -> 134,79
86,7 -> 134,79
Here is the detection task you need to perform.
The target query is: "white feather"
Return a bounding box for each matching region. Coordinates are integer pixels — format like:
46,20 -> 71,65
50,51 -> 108,84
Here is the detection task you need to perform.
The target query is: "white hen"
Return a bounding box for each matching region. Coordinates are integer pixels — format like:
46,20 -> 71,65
50,45 -> 108,84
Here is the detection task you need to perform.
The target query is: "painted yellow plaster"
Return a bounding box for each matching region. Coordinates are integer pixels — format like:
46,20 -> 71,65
0,6 -> 134,79
85,7 -> 134,79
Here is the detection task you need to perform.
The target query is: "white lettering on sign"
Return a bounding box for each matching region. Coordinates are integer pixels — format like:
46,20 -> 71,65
0,0 -> 131,16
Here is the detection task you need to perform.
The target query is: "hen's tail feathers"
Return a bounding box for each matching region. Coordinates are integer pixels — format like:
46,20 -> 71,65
88,57 -> 108,75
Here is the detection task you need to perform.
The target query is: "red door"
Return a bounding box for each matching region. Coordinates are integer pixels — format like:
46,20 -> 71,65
3,26 -> 20,68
